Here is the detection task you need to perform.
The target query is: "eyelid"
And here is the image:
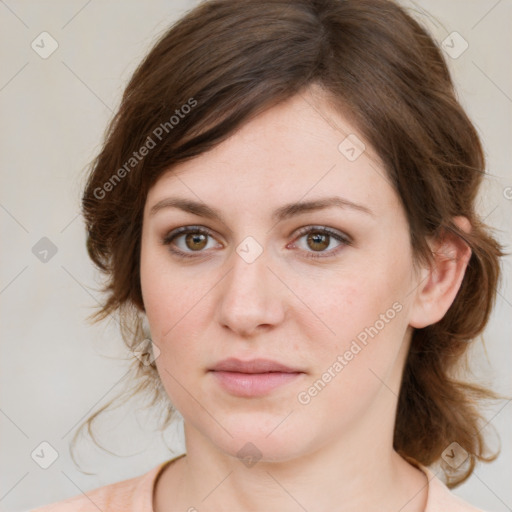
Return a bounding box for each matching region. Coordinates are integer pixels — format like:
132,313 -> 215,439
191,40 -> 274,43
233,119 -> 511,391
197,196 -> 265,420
162,224 -> 352,259
162,225 -> 218,245
161,225 -> 222,259
291,225 -> 352,244
288,225 -> 352,259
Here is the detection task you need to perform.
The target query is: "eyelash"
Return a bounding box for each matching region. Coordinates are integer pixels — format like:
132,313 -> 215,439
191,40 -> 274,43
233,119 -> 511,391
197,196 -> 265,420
162,225 -> 352,260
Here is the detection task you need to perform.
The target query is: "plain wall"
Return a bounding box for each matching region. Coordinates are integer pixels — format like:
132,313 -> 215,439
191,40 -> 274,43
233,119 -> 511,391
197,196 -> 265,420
0,1 -> 510,510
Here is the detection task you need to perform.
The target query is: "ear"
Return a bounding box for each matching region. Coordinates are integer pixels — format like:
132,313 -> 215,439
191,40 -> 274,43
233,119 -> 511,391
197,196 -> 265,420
409,216 -> 472,329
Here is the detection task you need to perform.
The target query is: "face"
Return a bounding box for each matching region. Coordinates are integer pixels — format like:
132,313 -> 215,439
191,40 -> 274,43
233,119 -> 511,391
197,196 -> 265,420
140,87 -> 422,462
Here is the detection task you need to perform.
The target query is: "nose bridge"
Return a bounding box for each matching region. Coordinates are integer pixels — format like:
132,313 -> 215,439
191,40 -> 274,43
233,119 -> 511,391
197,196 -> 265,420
216,238 -> 284,334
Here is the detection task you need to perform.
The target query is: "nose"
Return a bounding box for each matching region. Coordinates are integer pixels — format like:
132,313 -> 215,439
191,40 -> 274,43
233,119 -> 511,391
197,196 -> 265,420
216,245 -> 286,338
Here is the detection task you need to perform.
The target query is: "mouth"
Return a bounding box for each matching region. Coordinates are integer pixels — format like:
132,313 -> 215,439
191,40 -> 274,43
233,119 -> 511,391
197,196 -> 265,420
208,358 -> 305,397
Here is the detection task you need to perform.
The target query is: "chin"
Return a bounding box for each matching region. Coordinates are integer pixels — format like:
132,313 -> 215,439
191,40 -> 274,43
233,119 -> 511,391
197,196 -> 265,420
200,413 -> 312,464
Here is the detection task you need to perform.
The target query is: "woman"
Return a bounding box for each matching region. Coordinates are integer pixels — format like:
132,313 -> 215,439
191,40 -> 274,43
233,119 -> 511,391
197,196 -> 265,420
33,0 -> 505,510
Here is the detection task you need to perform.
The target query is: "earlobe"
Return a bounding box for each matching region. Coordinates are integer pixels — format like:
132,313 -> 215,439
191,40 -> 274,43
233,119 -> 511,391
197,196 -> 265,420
408,216 -> 472,329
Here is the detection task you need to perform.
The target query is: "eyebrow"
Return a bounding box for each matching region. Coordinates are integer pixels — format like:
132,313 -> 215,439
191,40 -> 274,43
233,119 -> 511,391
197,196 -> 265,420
149,196 -> 375,222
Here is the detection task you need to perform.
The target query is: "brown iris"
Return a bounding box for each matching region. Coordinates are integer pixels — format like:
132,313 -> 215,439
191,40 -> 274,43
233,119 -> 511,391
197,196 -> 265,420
307,232 -> 330,252
185,232 -> 208,251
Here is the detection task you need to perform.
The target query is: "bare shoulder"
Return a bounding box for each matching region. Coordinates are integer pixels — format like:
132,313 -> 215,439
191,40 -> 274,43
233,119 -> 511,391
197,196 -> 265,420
30,463 -> 165,512
423,467 -> 487,512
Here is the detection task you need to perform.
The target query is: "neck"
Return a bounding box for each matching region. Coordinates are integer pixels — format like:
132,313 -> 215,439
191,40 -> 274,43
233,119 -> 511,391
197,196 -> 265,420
157,415 -> 428,512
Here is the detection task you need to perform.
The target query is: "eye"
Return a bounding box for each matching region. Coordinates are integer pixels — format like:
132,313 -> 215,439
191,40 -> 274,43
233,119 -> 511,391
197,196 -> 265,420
162,225 -> 221,258
289,226 -> 352,259
162,225 -> 352,260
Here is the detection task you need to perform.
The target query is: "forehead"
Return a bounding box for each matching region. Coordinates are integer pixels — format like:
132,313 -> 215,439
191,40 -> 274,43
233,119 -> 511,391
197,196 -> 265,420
145,90 -> 399,217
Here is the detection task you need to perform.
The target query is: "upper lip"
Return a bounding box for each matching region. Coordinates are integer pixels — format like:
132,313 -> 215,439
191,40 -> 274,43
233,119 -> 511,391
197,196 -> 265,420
210,358 -> 303,374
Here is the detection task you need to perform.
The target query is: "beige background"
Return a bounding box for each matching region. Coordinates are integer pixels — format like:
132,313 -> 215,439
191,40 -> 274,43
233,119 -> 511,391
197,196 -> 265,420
0,1 -> 511,510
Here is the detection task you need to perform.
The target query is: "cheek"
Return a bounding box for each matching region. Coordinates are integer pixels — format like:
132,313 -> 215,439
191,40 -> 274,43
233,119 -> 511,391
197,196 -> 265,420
140,230 -> 192,338
299,258 -> 409,350
141,264 -> 206,409
297,245 -> 413,389
292,280 -> 410,433
141,270 -> 205,376
140,237 -> 215,396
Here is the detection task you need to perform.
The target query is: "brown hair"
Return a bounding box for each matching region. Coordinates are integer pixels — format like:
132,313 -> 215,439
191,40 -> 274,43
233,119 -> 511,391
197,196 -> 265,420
76,0 -> 506,486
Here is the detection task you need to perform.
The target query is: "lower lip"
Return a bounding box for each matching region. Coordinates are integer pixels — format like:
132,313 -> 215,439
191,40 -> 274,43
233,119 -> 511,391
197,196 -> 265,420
210,371 -> 303,397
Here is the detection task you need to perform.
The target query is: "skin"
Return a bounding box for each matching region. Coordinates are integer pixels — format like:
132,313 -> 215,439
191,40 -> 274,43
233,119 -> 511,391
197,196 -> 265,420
140,85 -> 472,512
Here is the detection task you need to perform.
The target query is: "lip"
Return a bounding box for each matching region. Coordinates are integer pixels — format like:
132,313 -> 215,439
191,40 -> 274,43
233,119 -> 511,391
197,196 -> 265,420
210,357 -> 302,374
209,358 -> 305,397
